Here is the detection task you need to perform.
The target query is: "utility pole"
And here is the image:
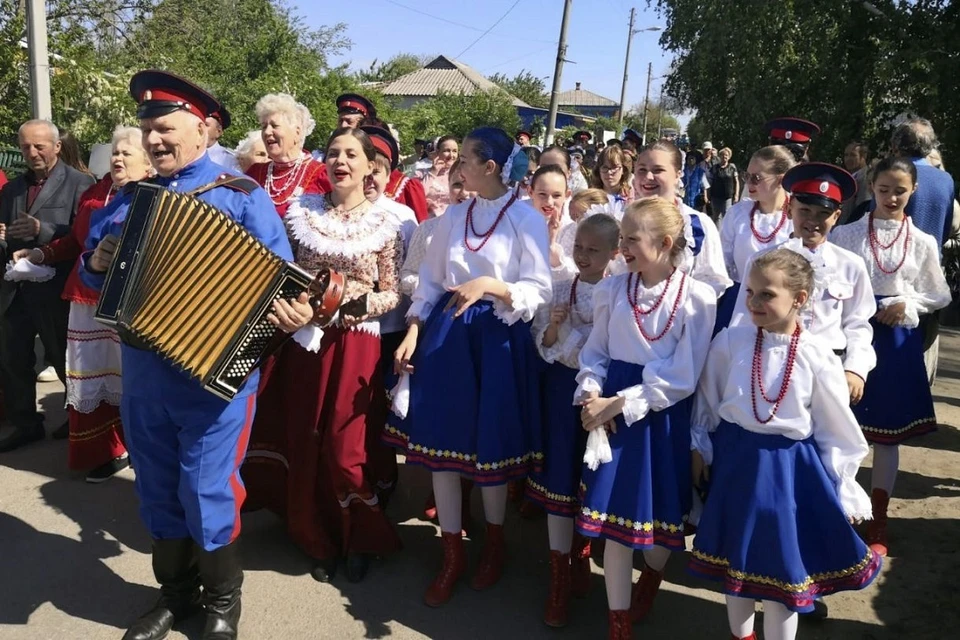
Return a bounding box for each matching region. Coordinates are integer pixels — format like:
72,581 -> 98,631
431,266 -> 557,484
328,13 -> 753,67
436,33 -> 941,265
545,0 -> 573,146
640,62 -> 652,146
26,0 -> 52,120
656,84 -> 664,139
616,8 -> 636,137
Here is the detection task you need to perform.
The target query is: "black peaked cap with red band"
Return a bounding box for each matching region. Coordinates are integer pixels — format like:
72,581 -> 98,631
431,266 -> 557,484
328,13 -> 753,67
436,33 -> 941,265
574,130 -> 592,142
337,93 -> 376,119
361,125 -> 400,171
130,70 -> 223,122
782,162 -> 857,210
516,130 -> 532,143
210,105 -> 232,130
765,117 -> 821,146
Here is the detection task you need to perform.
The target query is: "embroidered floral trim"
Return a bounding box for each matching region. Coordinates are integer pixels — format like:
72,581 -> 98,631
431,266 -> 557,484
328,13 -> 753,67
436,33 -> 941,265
403,440 -> 544,483
286,194 -> 397,259
526,478 -> 579,516
386,174 -> 409,200
690,548 -> 879,595
861,417 -> 936,443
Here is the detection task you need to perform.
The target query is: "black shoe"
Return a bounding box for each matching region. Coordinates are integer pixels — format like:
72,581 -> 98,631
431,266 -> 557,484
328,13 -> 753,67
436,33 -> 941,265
0,424 -> 45,453
198,541 -> 243,640
345,553 -> 370,583
808,598 -> 829,620
123,539 -> 202,640
310,558 -> 337,583
52,420 -> 69,440
86,455 -> 130,484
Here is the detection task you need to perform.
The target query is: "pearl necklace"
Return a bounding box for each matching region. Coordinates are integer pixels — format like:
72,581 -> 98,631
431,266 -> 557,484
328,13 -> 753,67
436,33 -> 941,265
750,196 -> 789,244
464,194 -> 517,252
626,270 -> 686,342
751,324 -> 801,424
265,152 -> 310,205
868,213 -> 910,275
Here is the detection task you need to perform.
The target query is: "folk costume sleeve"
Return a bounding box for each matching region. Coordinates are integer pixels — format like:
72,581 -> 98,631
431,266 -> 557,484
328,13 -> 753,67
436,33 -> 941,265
495,207 -> 553,325
839,256 -> 877,380
690,328 -> 732,465
368,232 -> 403,318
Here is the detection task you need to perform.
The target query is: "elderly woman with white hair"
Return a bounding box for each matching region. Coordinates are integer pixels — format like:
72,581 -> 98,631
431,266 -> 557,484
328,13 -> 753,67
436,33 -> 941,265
234,130 -> 269,173
246,92 -> 328,217
13,125 -> 153,483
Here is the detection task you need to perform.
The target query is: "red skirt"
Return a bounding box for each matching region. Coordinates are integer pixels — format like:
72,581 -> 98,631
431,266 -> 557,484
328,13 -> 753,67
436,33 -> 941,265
68,403 -> 126,470
242,327 -> 402,560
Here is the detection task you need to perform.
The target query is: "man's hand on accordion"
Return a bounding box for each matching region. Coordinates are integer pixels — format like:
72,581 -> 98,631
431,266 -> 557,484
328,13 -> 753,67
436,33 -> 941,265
268,292 -> 313,333
90,234 -> 120,273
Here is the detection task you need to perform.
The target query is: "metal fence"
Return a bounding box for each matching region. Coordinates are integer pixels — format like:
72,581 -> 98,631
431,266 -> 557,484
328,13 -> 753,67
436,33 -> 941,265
0,147 -> 26,179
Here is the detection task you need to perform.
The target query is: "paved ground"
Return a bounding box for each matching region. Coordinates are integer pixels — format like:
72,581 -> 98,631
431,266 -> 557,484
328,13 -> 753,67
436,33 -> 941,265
2,332 -> 959,639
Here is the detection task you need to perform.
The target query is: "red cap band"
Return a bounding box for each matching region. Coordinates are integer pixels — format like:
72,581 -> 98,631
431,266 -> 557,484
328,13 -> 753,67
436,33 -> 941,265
770,128 -> 812,143
140,88 -> 206,121
338,99 -> 369,116
370,136 -> 394,163
791,179 -> 842,203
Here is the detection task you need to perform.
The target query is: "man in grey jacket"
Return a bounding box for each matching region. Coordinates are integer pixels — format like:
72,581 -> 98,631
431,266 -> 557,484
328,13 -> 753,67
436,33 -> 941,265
0,119 -> 95,452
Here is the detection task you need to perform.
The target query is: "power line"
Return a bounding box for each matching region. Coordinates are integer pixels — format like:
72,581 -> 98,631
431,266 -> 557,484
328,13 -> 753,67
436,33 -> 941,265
456,0 -> 523,58
482,43 -> 558,73
383,0 -> 554,45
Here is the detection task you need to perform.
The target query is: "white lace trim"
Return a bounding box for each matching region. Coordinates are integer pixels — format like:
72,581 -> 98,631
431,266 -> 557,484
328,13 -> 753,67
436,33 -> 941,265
390,175 -> 410,200
338,492 -> 380,508
286,195 -> 398,258
65,388 -> 122,414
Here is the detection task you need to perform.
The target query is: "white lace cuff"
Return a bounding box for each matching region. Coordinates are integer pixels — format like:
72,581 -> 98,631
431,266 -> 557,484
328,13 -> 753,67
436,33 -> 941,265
690,424 -> 714,465
406,299 -> 434,322
880,296 -> 920,328
292,325 -> 324,352
838,478 -> 874,521
616,387 -> 650,427
493,281 -> 538,325
574,376 -> 603,404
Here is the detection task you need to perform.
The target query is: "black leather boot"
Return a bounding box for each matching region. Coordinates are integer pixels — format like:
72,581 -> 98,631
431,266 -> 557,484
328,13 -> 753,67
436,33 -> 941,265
198,541 -> 243,640
122,539 -> 202,640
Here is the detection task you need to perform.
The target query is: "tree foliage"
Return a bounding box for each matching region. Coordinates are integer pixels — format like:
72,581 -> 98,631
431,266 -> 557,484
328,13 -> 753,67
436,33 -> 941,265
355,53 -> 432,84
488,70 -> 549,109
651,0 -> 960,164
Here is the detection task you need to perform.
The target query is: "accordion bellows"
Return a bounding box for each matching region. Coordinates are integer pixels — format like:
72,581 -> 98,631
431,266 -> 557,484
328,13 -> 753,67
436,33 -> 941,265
96,182 -> 327,401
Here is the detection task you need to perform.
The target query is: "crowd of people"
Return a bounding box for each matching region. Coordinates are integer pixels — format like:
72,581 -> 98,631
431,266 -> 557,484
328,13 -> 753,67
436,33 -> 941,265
0,67 -> 957,640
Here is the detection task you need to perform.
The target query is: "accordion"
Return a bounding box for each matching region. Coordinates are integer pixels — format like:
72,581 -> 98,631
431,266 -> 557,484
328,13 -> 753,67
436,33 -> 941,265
95,182 -> 344,401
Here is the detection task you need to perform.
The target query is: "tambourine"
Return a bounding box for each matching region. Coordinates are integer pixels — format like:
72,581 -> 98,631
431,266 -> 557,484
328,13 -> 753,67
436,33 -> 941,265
308,268 -> 347,326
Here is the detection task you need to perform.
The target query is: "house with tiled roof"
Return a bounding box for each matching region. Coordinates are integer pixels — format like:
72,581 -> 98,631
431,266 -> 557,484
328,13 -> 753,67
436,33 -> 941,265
378,55 -> 590,129
557,83 -> 620,119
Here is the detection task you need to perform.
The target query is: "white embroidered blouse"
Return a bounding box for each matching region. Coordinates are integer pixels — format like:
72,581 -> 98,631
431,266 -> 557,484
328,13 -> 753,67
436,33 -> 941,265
830,215 -> 952,327
286,194 -> 403,323
691,326 -> 873,520
533,277 -> 598,370
719,198 -> 795,282
408,191 -> 552,325
575,271 -> 717,426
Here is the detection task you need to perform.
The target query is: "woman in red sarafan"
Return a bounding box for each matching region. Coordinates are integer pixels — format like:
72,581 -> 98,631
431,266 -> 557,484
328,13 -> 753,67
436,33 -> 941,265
13,126 -> 152,482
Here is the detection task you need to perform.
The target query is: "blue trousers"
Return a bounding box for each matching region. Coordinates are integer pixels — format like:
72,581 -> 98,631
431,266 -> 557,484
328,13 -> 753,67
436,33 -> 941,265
121,392 -> 255,551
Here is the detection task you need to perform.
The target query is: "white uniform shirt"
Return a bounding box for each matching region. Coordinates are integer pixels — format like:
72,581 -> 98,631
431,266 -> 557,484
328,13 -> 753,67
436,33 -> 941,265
376,196 -> 419,334
730,239 -> 877,380
719,199 -> 795,282
576,271 -> 717,426
691,326 -> 872,519
831,216 -> 951,327
680,203 -> 733,297
208,142 -> 240,173
400,215 -> 444,297
533,277 -> 598,370
409,191 -> 552,325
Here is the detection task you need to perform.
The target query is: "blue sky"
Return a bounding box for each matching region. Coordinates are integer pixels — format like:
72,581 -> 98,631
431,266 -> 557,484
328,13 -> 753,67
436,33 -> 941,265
293,0 -> 689,128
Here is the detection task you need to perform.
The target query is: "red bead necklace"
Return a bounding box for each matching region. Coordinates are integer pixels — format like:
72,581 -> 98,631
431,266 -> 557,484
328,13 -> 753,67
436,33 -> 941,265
626,270 -> 686,342
750,195 -> 790,244
463,193 -> 518,252
569,274 -> 580,306
868,213 -> 910,275
751,323 -> 801,424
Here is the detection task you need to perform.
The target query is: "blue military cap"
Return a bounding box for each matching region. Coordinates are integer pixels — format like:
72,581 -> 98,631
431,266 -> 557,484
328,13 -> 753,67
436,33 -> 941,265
129,70 -> 223,122
782,162 -> 857,209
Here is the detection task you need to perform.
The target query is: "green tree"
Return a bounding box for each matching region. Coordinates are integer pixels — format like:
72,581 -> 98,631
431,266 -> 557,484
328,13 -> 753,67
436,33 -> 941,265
489,70 -> 549,108
356,53 -> 432,84
622,101 -> 681,143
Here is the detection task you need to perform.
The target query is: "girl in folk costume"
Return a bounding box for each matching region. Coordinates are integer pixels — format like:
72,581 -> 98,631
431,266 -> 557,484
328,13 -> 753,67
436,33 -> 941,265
247,93 -> 326,218
830,157 -> 951,557
590,145 -> 635,206
543,145 -> 588,197
689,249 -> 882,640
576,198 -> 716,639
632,141 -> 732,298
530,164 -> 578,281
715,145 -> 797,333
12,126 -> 151,482
528,212 -> 621,628
245,127 -> 403,584
389,127 -> 551,606
569,188 -> 610,224
416,135 -> 459,217
730,164 -> 877,407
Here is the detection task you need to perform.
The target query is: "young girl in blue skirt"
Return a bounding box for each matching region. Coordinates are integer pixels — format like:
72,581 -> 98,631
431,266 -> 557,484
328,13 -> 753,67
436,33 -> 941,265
527,206 -> 620,628
831,156 -> 952,557
576,197 -> 717,639
690,248 -> 882,640
392,127 -> 552,607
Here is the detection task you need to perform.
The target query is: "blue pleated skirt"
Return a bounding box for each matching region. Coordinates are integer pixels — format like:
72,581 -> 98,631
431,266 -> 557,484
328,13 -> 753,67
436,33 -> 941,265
713,281 -> 741,337
854,307 -> 937,444
689,421 -> 882,612
387,293 -> 544,485
575,360 -> 693,550
526,362 -> 586,517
